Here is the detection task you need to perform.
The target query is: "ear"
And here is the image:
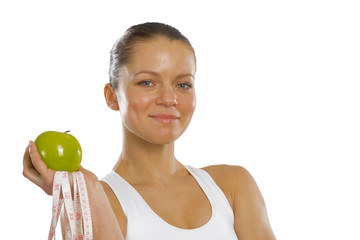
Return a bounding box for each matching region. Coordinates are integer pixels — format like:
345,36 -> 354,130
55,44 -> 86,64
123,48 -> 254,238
104,83 -> 120,111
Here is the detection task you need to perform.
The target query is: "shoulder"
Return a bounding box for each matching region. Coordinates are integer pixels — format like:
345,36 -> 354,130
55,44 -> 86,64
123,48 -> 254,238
200,164 -> 255,209
201,164 -> 250,177
201,164 -> 254,189
201,165 -> 275,239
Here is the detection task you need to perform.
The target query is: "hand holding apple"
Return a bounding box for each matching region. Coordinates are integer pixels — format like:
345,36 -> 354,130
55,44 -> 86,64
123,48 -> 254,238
34,130 -> 82,172
23,139 -> 125,239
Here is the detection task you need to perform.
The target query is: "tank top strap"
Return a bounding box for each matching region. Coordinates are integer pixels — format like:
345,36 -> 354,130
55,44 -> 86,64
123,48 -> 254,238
101,171 -> 151,219
183,165 -> 234,220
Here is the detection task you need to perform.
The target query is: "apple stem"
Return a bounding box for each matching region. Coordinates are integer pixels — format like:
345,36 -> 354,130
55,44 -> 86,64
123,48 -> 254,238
65,130 -> 71,134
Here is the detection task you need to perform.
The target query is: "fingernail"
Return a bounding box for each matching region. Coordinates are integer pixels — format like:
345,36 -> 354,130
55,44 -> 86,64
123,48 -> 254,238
29,141 -> 32,150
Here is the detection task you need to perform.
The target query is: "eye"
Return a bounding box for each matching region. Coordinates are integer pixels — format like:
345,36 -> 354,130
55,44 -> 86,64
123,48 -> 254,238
177,82 -> 192,89
138,80 -> 153,87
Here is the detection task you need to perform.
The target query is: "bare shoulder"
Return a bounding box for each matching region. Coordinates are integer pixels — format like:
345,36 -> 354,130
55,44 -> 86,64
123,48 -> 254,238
200,164 -> 254,209
201,164 -> 254,188
201,164 -> 250,177
201,165 -> 276,239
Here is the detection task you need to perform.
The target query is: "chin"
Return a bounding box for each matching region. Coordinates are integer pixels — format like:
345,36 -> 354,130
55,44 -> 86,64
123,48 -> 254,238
124,122 -> 188,145
141,128 -> 186,145
146,133 -> 182,145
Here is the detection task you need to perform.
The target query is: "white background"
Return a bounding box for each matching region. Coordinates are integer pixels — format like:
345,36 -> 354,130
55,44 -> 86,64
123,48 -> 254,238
1,0 -> 359,239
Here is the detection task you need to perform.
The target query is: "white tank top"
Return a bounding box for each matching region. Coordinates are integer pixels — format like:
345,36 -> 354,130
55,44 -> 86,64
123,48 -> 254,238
101,165 -> 238,240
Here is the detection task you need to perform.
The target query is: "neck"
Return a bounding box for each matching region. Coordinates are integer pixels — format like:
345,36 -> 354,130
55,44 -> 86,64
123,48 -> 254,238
113,127 -> 184,184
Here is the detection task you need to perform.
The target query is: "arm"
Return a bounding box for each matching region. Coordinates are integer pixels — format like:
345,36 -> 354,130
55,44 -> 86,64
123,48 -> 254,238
230,166 -> 276,240
80,166 -> 125,240
23,141 -> 124,240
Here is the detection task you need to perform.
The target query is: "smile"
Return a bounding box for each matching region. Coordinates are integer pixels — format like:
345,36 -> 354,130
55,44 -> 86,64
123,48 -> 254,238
149,114 -> 180,124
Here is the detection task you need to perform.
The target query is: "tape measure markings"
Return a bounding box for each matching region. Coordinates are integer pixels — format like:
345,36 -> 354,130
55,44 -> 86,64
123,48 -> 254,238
48,171 -> 93,240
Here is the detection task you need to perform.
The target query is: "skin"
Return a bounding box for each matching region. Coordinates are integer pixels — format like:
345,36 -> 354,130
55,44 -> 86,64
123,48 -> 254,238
23,36 -> 276,239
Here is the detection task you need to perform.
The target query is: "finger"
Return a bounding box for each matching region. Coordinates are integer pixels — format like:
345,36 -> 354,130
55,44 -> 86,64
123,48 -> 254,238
23,144 -> 36,170
23,144 -> 40,177
23,144 -> 43,187
23,142 -> 55,196
23,144 -> 32,168
29,140 -> 49,176
28,141 -> 56,190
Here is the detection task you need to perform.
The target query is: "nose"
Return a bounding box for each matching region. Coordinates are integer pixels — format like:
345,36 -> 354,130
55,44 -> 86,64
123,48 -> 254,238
155,85 -> 178,107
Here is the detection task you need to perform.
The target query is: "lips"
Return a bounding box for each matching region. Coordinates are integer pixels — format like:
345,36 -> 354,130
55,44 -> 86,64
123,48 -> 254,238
149,114 -> 180,124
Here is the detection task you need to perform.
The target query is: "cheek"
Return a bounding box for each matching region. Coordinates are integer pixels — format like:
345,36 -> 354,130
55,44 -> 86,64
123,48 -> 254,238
125,89 -> 154,117
181,93 -> 196,117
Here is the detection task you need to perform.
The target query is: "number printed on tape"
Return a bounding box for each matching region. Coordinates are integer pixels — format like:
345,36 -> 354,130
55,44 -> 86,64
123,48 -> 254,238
48,171 -> 93,240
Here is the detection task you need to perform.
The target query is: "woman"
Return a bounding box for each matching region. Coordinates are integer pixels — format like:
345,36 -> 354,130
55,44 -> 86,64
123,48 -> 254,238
23,22 -> 276,239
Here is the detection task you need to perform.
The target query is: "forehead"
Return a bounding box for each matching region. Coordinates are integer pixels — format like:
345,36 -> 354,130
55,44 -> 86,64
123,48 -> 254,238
126,37 -> 196,76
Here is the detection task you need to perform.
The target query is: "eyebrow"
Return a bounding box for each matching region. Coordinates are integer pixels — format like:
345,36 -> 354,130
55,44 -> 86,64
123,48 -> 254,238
176,73 -> 195,80
134,70 -> 194,79
134,70 -> 160,77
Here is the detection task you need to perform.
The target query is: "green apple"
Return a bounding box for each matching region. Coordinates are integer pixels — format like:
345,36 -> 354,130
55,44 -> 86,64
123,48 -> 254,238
34,130 -> 82,172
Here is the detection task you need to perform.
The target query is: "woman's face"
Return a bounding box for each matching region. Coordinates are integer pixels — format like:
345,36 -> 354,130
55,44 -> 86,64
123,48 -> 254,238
115,37 -> 196,144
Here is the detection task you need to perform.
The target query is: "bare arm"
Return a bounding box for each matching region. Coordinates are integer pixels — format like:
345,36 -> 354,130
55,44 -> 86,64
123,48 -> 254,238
230,166 -> 276,240
23,141 -> 124,240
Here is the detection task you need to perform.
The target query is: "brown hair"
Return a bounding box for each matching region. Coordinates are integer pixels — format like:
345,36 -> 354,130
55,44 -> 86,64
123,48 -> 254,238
109,22 -> 195,90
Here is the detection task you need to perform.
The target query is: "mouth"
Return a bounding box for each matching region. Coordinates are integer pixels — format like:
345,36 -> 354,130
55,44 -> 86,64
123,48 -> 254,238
149,114 -> 180,124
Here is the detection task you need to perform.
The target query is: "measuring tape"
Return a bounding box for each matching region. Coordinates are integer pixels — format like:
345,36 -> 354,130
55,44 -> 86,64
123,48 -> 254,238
48,171 -> 93,240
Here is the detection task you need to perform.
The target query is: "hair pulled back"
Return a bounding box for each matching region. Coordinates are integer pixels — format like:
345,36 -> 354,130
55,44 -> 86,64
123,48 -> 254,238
109,22 -> 195,90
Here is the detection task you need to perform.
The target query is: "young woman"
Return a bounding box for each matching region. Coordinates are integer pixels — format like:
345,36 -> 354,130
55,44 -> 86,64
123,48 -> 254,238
23,22 -> 276,239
